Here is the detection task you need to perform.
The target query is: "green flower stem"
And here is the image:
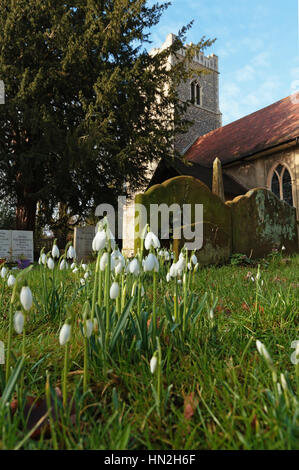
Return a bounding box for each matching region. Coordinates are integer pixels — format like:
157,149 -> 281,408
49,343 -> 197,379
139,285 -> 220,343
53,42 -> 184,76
157,337 -> 162,416
91,252 -> 101,321
83,336 -> 88,395
46,371 -> 58,450
5,282 -> 18,383
105,240 -> 111,348
62,343 -> 70,408
152,271 -> 157,342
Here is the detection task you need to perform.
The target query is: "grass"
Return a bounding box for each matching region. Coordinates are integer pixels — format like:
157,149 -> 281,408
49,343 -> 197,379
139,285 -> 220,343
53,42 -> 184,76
0,252 -> 298,450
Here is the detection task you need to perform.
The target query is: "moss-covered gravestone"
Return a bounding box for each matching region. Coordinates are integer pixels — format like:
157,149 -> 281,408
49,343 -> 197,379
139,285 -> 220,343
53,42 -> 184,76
226,188 -> 298,257
135,176 -> 232,265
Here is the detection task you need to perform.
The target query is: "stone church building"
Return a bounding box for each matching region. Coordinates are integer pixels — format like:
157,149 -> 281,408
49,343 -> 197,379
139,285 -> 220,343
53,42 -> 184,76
122,34 -> 299,254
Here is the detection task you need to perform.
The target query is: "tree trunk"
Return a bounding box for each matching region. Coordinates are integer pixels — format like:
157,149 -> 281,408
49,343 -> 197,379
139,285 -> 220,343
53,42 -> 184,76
16,198 -> 37,232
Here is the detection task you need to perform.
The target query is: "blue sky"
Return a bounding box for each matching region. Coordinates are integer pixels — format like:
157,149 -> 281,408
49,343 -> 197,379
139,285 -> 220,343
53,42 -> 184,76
146,0 -> 299,125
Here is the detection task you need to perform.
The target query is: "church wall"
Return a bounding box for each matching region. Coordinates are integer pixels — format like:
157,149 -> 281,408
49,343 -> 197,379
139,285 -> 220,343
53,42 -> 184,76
224,147 -> 299,219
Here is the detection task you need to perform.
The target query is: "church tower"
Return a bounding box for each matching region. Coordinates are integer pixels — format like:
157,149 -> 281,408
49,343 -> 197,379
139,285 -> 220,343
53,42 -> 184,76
153,33 -> 222,154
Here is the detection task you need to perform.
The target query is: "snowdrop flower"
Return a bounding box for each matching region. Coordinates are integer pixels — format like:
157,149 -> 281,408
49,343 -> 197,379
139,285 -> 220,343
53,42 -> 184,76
1,266 -> 7,278
256,340 -> 274,368
70,262 -> 76,270
47,258 -> 55,270
67,245 -> 76,259
100,252 -> 109,271
84,319 -> 93,338
92,229 -> 107,251
169,263 -> 178,278
187,262 -> 192,271
129,258 -> 140,276
144,253 -> 157,272
191,254 -> 198,265
115,261 -> 123,275
7,274 -> 16,287
150,354 -> 158,374
59,323 -> 71,346
164,251 -> 170,261
14,311 -> 25,334
80,278 -> 85,286
84,271 -> 89,280
166,272 -> 171,283
110,281 -> 119,299
209,309 -> 214,320
144,231 -> 160,250
52,243 -> 60,259
41,253 -> 47,265
82,263 -> 87,271
20,286 -> 33,311
72,267 -> 79,273
59,259 -> 66,270
281,245 -> 286,251
176,259 -> 185,277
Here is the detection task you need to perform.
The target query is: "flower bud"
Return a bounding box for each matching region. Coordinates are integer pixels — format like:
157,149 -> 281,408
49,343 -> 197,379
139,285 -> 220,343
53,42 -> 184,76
20,286 -> 33,311
59,323 -> 71,346
14,311 -> 25,334
110,281 -> 120,299
7,274 -> 16,287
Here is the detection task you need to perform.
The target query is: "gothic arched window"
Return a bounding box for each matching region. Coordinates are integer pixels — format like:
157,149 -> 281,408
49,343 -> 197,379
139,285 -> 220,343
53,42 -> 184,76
190,81 -> 201,106
270,164 -> 293,206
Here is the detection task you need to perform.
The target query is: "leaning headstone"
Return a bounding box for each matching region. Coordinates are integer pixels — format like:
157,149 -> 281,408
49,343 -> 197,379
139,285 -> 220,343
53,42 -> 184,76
212,157 -> 225,202
135,175 -> 232,265
227,188 -> 298,257
74,226 -> 96,261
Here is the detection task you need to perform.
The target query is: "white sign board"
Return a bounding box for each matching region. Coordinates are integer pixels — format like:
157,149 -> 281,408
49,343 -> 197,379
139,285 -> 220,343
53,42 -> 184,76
0,230 -> 34,262
74,226 -> 96,261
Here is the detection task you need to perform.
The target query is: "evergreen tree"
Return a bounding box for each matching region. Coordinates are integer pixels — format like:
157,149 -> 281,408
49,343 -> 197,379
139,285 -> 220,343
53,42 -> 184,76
0,0 -> 214,232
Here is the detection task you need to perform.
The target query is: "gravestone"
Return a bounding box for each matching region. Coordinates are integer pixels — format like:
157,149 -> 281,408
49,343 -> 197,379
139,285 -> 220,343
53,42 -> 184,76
0,230 -> 33,262
74,226 -> 96,261
135,176 -> 232,265
227,188 -> 298,257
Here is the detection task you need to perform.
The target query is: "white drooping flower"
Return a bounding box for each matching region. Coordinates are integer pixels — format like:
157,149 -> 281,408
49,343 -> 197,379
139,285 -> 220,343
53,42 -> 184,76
166,272 -> 171,283
164,251 -> 170,261
52,243 -> 60,259
115,261 -> 123,275
256,340 -> 274,368
59,259 -> 66,270
72,267 -> 79,273
14,311 -> 25,334
7,274 -> 16,287
169,263 -> 178,278
41,253 -> 47,265
187,262 -> 192,271
144,231 -> 160,251
175,258 -> 185,277
67,245 -> 76,259
47,257 -> 55,270
110,281 -> 120,299
129,258 -> 140,276
150,355 -> 158,374
191,254 -> 198,265
144,253 -> 158,272
84,319 -> 93,338
71,262 -> 76,270
84,271 -> 89,280
20,286 -> 33,311
209,309 -> 214,320
59,323 -> 71,346
92,230 -> 107,251
1,266 -> 7,278
80,278 -> 85,286
100,252 -> 109,271
281,245 -> 286,251
82,263 -> 87,271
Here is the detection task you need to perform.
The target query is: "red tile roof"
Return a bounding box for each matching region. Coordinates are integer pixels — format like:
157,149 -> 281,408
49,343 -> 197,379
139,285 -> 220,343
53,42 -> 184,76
185,94 -> 299,166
